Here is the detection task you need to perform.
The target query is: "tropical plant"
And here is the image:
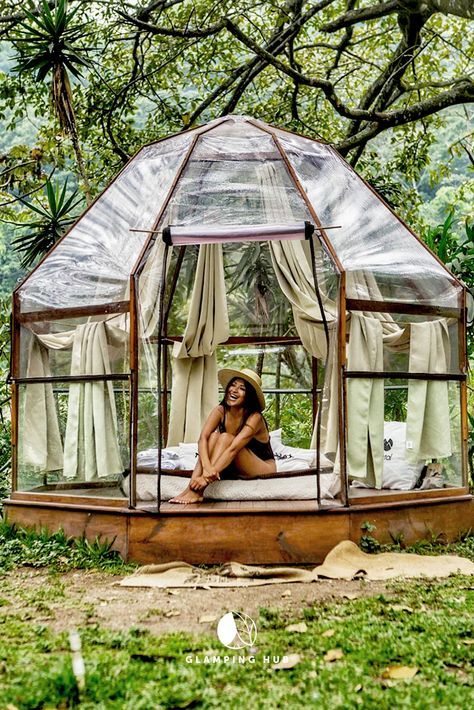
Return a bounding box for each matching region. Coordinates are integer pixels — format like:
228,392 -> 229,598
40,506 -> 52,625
423,213 -> 474,353
424,212 -> 474,288
446,220 -> 474,291
12,0 -> 93,201
423,211 -> 458,264
11,178 -> 82,267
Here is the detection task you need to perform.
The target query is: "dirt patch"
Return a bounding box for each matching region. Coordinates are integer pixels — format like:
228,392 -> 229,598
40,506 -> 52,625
0,567 -> 392,636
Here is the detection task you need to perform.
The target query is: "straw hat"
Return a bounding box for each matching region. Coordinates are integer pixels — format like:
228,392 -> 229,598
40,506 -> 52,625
218,368 -> 266,411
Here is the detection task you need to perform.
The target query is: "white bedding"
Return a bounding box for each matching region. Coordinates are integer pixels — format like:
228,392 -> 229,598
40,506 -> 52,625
123,471 -> 340,501
131,431 -> 339,501
137,431 -> 334,473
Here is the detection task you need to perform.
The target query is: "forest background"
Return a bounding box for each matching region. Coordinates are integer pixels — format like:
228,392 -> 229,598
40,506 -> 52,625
0,0 -> 473,480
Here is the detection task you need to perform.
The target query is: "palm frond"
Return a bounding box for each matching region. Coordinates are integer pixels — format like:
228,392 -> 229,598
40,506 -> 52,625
12,178 -> 82,267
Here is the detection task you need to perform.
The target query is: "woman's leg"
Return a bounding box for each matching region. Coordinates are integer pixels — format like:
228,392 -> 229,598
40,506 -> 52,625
190,432 -> 236,489
169,432 -> 234,504
187,431 -> 219,489
233,448 -> 276,479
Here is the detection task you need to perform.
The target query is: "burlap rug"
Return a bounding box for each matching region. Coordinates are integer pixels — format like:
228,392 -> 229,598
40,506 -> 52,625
118,540 -> 474,588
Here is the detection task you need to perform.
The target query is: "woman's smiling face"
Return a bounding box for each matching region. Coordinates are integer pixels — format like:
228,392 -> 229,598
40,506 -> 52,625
226,378 -> 247,407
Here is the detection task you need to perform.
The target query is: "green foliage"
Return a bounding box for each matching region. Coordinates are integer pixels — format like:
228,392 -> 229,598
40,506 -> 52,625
422,212 -> 474,374
11,178 -> 82,266
384,387 -> 408,422
266,392 -> 313,448
360,521 -> 381,552
424,213 -> 474,294
1,556 -> 474,706
424,210 -> 457,263
0,521 -> 130,573
12,0 -> 93,82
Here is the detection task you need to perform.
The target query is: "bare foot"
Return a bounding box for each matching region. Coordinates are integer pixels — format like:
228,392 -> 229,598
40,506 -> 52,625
169,486 -> 204,504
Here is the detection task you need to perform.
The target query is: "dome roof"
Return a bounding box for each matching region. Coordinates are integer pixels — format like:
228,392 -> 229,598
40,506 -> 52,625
17,115 -> 461,313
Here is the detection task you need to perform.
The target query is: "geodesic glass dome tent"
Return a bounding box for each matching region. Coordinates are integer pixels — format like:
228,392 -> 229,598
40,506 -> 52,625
10,115 -> 469,514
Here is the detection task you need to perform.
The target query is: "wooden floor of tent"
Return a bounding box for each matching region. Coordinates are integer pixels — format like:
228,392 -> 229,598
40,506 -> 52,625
3,487 -> 474,564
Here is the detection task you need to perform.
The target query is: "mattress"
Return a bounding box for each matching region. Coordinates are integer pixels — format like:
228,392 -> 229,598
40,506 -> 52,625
123,470 -> 340,502
129,434 -> 339,501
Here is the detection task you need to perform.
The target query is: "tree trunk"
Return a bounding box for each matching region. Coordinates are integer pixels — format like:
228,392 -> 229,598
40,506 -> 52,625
53,64 -> 92,204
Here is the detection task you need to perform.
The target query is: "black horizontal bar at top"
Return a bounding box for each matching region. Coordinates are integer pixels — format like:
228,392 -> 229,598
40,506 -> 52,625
12,374 -> 131,385
345,371 -> 466,381
346,298 -> 461,319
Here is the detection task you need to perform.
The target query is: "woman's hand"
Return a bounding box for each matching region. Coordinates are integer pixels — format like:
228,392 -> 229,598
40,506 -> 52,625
203,467 -> 220,483
189,467 -> 219,492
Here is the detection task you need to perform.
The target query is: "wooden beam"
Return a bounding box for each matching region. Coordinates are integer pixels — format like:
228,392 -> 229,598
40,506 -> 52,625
346,298 -> 460,319
161,335 -> 303,345
345,371 -> 466,381
13,374 -> 130,385
18,301 -> 130,324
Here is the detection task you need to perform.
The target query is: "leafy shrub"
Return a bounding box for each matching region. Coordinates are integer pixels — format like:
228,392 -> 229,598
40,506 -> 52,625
0,521 -> 130,573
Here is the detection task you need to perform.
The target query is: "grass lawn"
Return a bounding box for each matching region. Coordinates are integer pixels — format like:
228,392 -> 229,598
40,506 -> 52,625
0,525 -> 473,708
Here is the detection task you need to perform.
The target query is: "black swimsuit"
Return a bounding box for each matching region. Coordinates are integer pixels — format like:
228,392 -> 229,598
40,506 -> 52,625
218,410 -> 274,478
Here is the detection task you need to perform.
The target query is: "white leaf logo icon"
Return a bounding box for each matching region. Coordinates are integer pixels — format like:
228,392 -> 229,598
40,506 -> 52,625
217,611 -> 257,649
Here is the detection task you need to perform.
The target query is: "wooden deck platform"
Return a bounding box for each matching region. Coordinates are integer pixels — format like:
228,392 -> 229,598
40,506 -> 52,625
4,488 -> 474,564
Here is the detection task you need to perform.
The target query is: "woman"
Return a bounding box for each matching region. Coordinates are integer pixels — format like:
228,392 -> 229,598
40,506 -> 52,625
170,368 -> 276,504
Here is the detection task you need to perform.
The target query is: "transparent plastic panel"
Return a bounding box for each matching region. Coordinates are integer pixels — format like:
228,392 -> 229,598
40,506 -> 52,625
311,234 -> 340,314
18,133 -> 195,312
309,234 -> 341,482
385,314 -> 459,375
19,315 -> 129,378
217,342 -> 315,449
17,380 -> 129,497
166,241 -> 304,340
276,132 -> 461,306
347,379 -> 463,493
136,238 -> 167,464
348,311 -> 462,375
204,116 -> 268,138
162,126 -> 311,228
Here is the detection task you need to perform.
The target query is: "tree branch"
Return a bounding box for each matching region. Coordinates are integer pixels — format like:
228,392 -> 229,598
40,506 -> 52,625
224,19 -> 474,125
322,0 -> 399,33
117,10 -> 226,38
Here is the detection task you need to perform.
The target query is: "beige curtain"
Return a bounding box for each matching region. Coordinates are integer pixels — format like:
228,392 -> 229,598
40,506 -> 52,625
407,320 -> 452,461
22,339 -> 63,471
62,322 -> 123,480
167,244 -> 229,445
24,322 -> 126,480
259,162 -> 339,459
22,235 -> 169,480
346,313 -> 385,488
269,239 -> 335,360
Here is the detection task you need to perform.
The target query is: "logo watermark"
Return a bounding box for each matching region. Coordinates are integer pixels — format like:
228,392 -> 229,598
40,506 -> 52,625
185,611 -> 288,666
217,611 -> 257,649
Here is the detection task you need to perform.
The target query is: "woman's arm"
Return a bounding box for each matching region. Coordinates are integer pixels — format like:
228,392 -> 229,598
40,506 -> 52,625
211,412 -> 261,474
197,406 -> 223,475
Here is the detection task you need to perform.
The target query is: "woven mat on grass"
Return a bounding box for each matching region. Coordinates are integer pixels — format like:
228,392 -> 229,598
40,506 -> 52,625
118,540 -> 474,588
313,540 -> 474,581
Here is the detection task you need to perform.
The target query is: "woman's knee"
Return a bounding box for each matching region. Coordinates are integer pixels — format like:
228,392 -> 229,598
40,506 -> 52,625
218,432 -> 235,445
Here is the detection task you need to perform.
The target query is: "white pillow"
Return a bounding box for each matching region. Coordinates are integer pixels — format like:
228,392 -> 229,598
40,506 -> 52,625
269,429 -> 282,448
178,442 -> 199,470
383,421 -> 424,490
